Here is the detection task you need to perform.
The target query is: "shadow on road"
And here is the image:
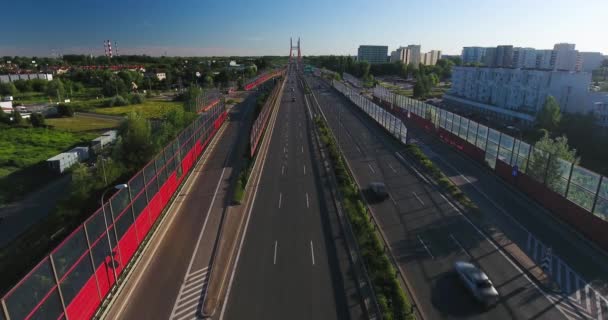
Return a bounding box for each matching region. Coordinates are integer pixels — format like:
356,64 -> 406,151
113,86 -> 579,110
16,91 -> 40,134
430,271 -> 488,317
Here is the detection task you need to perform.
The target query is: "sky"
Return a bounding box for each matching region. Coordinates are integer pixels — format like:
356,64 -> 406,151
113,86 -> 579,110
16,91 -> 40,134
0,0 -> 606,57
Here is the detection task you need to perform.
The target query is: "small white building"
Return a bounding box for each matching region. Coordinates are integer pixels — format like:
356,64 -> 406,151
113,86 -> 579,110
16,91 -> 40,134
47,147 -> 90,174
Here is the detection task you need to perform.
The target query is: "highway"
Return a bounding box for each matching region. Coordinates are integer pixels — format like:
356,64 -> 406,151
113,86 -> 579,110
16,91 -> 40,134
221,65 -> 361,319
103,93 -> 257,320
306,74 -> 572,320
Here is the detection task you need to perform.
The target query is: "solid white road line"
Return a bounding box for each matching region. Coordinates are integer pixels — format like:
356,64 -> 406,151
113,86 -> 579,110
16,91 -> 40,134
413,192 -> 425,206
274,241 -> 278,265
310,241 -> 316,265
438,193 -> 571,319
109,123 -> 228,319
281,165 -> 285,175
278,193 -> 282,209
368,163 -> 375,174
303,165 -> 306,175
450,233 -> 471,258
417,235 -> 434,259
169,163 -> 230,319
302,145 -> 304,153
305,193 -> 310,208
388,163 -> 397,173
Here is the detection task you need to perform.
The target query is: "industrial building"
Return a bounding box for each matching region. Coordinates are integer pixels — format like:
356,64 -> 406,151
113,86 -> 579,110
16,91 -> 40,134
47,147 -> 90,174
90,130 -> 118,154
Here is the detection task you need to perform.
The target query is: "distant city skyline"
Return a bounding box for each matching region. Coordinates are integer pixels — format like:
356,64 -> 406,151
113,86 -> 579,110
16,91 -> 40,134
1,0 -> 606,57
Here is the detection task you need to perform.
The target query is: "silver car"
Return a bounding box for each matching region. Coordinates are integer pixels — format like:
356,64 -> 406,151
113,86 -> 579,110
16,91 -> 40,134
454,261 -> 499,306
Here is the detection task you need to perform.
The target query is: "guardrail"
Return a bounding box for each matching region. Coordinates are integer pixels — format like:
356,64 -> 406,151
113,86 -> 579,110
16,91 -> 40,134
372,85 -> 608,251
0,101 -> 228,320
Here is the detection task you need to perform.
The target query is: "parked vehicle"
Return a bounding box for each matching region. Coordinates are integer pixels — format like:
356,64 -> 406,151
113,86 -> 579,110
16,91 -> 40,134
454,261 -> 499,306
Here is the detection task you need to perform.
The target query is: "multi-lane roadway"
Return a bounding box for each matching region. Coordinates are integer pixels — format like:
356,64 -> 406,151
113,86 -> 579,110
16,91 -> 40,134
306,74 -> 575,319
221,65 -> 361,319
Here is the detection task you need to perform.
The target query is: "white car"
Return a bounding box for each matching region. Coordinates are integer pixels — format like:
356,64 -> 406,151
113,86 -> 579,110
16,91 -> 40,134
454,261 -> 499,306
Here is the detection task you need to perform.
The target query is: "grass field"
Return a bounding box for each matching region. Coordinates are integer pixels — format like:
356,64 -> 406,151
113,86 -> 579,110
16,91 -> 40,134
46,115 -> 121,132
0,127 -> 96,204
94,100 -> 183,119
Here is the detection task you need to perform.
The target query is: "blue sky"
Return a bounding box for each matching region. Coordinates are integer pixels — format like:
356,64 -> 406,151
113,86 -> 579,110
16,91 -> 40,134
1,0 -> 606,57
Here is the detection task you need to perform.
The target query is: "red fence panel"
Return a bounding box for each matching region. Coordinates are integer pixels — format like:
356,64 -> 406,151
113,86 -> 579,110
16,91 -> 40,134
1,101 -> 228,320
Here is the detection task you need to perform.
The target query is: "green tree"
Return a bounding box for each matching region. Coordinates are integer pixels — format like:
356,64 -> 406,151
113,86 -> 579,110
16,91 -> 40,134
30,79 -> 48,92
537,96 -> 561,131
46,79 -> 65,101
102,77 -> 128,97
0,82 -> 17,96
114,111 -> 156,170
57,104 -> 74,117
11,111 -> 23,125
13,79 -> 32,93
30,112 -> 45,127
527,133 -> 578,192
203,75 -> 214,88
183,86 -> 202,113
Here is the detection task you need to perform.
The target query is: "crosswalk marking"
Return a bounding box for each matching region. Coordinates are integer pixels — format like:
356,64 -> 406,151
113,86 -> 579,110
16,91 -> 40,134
526,234 -> 608,320
169,267 -> 209,320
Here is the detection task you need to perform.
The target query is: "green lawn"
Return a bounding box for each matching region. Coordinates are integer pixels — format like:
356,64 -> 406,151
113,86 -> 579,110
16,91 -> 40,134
94,100 -> 183,119
0,127 -> 96,204
46,115 -> 121,132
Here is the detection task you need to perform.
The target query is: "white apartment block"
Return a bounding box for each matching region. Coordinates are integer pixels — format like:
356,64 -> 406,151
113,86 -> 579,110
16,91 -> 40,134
512,48 -> 537,69
445,66 -> 591,123
421,50 -> 442,66
390,45 -> 421,66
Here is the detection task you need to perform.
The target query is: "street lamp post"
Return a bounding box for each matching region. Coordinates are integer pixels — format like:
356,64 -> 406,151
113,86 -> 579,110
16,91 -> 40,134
101,183 -> 128,284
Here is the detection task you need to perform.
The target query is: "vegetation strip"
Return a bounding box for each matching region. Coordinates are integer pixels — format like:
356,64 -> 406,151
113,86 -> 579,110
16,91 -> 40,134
403,144 -> 479,212
314,115 -> 414,320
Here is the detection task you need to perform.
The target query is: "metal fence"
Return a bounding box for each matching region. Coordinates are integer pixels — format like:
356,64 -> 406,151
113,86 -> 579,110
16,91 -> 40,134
333,81 -> 407,145
0,101 -> 228,320
184,88 -> 221,114
250,77 -> 283,157
372,85 -> 608,221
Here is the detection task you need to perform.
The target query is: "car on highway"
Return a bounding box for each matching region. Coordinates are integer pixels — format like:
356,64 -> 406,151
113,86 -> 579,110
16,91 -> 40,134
454,261 -> 499,307
369,182 -> 388,200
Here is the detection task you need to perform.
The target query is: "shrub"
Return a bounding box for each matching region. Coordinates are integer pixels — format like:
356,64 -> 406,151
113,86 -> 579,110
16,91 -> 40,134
129,93 -> 145,104
57,104 -> 74,117
30,113 -> 46,127
105,95 -> 129,107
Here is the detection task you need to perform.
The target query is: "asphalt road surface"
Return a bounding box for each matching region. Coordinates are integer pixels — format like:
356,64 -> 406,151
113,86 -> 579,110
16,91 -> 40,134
307,75 -> 572,320
221,66 -> 360,320
104,94 -> 257,320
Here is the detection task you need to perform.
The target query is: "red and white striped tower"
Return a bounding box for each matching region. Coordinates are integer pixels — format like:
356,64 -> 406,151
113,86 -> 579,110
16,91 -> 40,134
103,40 -> 108,57
107,40 -> 113,58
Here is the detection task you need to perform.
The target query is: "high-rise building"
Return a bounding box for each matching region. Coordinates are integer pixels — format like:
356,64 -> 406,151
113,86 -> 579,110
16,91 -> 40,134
552,43 -> 581,71
580,52 -> 605,72
421,50 -> 442,65
389,45 -> 421,66
357,45 -> 388,64
512,48 -> 537,69
494,45 -> 514,67
536,50 -> 554,70
483,47 -> 496,66
461,47 -> 487,64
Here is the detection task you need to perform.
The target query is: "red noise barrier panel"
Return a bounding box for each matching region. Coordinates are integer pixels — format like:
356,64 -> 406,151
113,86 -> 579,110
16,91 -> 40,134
1,102 -> 227,320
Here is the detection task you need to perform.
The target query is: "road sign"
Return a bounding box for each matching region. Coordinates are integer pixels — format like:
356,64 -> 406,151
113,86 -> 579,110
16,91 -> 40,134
512,165 -> 519,177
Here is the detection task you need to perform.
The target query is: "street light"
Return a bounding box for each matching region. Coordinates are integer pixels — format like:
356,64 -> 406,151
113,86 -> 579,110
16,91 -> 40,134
101,183 -> 128,284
